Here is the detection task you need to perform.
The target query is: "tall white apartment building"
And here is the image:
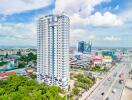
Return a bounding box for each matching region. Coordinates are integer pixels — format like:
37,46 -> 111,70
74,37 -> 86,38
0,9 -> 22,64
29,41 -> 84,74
37,14 -> 70,90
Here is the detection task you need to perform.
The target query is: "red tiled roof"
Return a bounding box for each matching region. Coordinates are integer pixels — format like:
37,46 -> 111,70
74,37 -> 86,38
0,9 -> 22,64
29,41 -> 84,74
25,68 -> 33,73
0,71 -> 16,77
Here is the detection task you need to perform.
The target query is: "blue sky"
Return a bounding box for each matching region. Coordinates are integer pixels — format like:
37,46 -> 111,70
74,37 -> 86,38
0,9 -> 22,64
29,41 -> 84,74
0,0 -> 132,47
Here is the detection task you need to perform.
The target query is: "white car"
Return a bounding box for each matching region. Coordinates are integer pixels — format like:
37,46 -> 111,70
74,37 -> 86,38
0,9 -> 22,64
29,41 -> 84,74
108,77 -> 111,81
112,89 -> 116,93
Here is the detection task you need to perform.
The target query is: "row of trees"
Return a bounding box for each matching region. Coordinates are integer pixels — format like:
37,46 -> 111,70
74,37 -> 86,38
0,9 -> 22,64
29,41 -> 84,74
0,75 -> 66,100
0,61 -> 8,66
90,65 -> 109,72
19,52 -> 37,64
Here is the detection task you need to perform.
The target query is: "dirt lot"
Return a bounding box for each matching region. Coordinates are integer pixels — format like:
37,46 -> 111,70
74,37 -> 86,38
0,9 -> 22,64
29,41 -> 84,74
121,79 -> 132,100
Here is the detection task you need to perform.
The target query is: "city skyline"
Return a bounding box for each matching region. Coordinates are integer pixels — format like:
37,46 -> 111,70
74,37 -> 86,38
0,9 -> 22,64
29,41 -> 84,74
0,0 -> 132,47
0,1 -> 132,99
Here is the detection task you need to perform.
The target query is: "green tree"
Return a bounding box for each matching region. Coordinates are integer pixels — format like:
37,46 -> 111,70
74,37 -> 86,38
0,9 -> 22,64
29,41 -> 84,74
0,62 -> 8,66
17,62 -> 26,68
74,74 -> 94,89
0,88 -> 5,95
72,87 -> 80,95
18,52 -> 37,66
0,75 -> 65,100
5,53 -> 8,58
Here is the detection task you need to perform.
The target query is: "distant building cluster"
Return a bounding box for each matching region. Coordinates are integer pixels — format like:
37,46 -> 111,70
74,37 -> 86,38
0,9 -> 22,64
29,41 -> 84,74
70,47 -> 123,69
0,48 -> 36,56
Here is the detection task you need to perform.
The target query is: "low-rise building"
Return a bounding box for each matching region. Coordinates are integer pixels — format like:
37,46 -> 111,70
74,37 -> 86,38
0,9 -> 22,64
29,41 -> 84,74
90,56 -> 103,66
0,71 -> 16,80
103,56 -> 112,63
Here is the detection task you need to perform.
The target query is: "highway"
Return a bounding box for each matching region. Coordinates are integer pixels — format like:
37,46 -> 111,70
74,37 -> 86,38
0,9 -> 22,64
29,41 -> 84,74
86,55 -> 130,100
105,56 -> 131,100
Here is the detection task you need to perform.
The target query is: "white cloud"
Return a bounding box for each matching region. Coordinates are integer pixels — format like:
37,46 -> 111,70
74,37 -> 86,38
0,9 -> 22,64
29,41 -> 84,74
0,0 -> 127,47
0,22 -> 37,46
70,29 -> 97,46
56,0 -> 124,46
55,0 -> 110,17
71,12 -> 123,29
0,23 -> 36,40
55,0 -> 123,29
104,36 -> 121,41
0,0 -> 52,15
70,14 -> 89,29
89,12 -> 123,27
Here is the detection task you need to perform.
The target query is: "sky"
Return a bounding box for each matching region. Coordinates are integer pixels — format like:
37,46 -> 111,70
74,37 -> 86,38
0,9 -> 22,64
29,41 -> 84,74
0,0 -> 132,47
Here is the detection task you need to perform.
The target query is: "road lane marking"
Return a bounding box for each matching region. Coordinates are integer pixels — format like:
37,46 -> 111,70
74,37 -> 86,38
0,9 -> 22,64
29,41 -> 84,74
103,66 -> 124,100
86,64 -> 122,100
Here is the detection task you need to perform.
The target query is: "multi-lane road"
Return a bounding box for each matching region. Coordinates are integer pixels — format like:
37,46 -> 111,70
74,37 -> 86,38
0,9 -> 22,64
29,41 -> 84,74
86,55 -> 131,100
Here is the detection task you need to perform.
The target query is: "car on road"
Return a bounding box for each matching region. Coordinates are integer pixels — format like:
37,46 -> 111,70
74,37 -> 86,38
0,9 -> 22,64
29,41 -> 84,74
101,92 -> 104,96
112,89 -> 116,93
119,80 -> 123,84
107,77 -> 111,81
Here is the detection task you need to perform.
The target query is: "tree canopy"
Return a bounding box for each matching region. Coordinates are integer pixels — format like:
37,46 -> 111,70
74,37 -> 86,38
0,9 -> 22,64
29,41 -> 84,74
0,75 -> 66,100
74,74 -> 94,90
17,52 -> 37,68
19,52 -> 37,64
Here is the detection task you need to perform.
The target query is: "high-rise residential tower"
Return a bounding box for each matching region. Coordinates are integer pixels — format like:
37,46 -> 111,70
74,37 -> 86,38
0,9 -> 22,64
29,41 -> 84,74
37,14 -> 70,90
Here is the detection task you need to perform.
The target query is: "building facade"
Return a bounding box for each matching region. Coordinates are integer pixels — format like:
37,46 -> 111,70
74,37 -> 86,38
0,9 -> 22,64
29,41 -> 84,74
78,41 -> 84,53
37,14 -> 70,90
78,41 -> 92,53
90,56 -> 103,66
